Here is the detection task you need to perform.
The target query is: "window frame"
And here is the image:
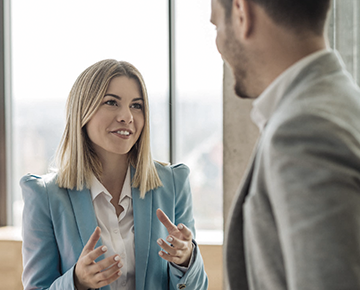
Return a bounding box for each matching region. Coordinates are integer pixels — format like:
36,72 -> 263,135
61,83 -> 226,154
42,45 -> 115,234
0,0 -> 11,227
0,0 -> 179,226
3,1 -> 359,228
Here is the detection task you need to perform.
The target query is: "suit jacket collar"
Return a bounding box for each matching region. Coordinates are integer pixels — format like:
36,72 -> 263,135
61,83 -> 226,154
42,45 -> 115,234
251,49 -> 341,131
275,50 -> 346,117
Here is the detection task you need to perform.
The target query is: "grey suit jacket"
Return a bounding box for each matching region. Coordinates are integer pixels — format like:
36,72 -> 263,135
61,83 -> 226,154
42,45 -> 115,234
225,51 -> 360,290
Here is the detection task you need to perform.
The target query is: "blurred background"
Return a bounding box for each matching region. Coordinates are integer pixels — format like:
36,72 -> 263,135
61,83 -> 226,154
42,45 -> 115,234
8,0 -> 224,243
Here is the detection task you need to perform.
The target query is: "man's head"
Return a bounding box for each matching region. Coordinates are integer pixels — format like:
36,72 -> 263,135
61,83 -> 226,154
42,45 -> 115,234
211,0 -> 331,99
218,0 -> 331,35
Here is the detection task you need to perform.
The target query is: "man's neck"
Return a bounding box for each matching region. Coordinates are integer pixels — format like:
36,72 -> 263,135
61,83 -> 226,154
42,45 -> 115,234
256,28 -> 328,92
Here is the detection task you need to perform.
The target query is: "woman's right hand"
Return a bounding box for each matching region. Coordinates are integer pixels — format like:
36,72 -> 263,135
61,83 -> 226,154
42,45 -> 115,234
74,227 -> 122,290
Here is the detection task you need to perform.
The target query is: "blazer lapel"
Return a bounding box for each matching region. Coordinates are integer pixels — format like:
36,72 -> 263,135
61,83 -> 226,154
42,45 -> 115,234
67,187 -> 103,260
131,167 -> 153,290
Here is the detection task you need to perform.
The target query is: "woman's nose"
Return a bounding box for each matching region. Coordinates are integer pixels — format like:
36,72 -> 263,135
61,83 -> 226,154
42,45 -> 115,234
116,107 -> 133,124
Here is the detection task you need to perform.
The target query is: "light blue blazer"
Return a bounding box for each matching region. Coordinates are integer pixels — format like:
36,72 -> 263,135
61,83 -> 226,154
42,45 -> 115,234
20,163 -> 208,290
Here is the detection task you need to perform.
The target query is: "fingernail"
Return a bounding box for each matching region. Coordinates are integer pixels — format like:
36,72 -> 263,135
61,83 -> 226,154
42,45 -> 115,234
114,256 -> 120,262
178,224 -> 184,230
118,262 -> 123,268
157,239 -> 163,245
166,236 -> 173,242
118,270 -> 122,276
101,246 -> 107,252
159,251 -> 164,256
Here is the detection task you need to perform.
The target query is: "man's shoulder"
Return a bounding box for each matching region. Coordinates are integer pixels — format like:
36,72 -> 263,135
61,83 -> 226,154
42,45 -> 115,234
271,55 -> 360,135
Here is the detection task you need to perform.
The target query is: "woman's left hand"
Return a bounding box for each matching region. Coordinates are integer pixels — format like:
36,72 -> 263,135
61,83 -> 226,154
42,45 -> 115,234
156,208 -> 193,267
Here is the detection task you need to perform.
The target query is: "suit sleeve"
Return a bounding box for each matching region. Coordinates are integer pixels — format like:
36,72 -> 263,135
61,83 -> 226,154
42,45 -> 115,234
167,164 -> 209,290
20,175 -> 76,290
266,113 -> 360,290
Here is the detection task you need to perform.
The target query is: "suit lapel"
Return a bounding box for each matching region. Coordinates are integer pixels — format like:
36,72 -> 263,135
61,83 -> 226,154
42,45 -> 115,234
67,187 -> 103,261
131,167 -> 153,290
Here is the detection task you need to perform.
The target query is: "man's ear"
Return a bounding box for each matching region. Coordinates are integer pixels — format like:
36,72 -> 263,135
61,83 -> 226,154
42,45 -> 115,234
232,0 -> 253,39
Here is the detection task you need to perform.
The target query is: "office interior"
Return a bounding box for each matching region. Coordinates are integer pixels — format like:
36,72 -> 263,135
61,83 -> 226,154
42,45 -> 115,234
1,0 -> 359,289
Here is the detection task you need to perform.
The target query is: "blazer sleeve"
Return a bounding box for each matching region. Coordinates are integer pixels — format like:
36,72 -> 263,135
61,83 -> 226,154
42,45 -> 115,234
265,113 -> 360,289
167,164 -> 208,290
20,174 -> 76,290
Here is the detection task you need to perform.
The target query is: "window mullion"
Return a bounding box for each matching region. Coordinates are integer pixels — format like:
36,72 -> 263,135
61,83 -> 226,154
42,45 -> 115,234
168,0 -> 176,164
0,0 -> 11,226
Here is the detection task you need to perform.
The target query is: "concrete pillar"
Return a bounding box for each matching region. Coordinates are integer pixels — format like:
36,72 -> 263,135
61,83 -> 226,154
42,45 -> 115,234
223,62 -> 259,227
222,62 -> 259,289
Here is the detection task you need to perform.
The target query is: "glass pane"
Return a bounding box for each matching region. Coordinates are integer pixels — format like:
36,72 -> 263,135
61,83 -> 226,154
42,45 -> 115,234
11,0 -> 169,226
175,0 -> 223,243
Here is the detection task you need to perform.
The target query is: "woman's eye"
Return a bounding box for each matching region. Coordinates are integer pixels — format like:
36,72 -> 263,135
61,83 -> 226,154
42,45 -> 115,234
131,103 -> 143,110
105,100 -> 117,106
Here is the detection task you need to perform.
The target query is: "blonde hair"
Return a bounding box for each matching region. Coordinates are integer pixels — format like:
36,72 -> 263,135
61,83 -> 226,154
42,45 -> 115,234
56,59 -> 162,198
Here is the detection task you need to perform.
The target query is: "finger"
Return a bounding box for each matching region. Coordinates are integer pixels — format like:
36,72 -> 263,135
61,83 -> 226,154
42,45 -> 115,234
95,263 -> 122,288
158,250 -> 181,264
90,255 -> 122,274
157,238 -> 178,256
156,208 -> 177,233
83,245 -> 108,265
83,227 -> 101,254
177,223 -> 193,241
164,235 -> 185,249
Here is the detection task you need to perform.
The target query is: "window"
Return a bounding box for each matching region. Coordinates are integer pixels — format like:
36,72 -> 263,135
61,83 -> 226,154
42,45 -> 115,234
3,0 -> 224,243
175,0 -> 223,243
3,1 -> 359,244
10,0 -> 169,225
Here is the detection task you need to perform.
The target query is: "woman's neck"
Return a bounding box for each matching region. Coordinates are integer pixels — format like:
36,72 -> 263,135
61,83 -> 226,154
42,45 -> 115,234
98,153 -> 129,200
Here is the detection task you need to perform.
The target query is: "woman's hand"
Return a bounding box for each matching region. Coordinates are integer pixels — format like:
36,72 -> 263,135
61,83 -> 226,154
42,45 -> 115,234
74,227 -> 123,290
156,208 -> 193,267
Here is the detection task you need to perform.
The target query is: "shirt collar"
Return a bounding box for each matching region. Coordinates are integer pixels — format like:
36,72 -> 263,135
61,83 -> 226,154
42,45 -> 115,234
90,166 -> 132,203
250,49 -> 331,131
120,166 -> 132,203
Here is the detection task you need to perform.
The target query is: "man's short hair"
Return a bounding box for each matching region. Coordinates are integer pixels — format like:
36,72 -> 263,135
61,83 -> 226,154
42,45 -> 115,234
220,0 -> 331,35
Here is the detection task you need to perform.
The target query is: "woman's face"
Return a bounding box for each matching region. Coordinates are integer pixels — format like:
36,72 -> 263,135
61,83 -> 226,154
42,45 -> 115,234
86,76 -> 145,161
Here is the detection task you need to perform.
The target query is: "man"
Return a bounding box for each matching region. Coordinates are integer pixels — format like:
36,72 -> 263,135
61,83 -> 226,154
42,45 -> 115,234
211,0 -> 360,289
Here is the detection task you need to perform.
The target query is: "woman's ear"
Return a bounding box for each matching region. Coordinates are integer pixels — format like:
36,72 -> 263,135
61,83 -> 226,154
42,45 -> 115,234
232,0 -> 253,39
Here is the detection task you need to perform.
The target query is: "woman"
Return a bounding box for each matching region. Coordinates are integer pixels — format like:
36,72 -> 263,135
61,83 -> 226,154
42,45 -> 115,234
20,60 -> 208,290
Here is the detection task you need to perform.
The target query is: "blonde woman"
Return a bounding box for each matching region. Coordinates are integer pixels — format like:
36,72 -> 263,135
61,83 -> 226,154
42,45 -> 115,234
20,60 -> 208,290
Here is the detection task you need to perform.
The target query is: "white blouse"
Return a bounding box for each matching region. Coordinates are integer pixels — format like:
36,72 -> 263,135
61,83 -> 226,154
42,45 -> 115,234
90,166 -> 135,290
